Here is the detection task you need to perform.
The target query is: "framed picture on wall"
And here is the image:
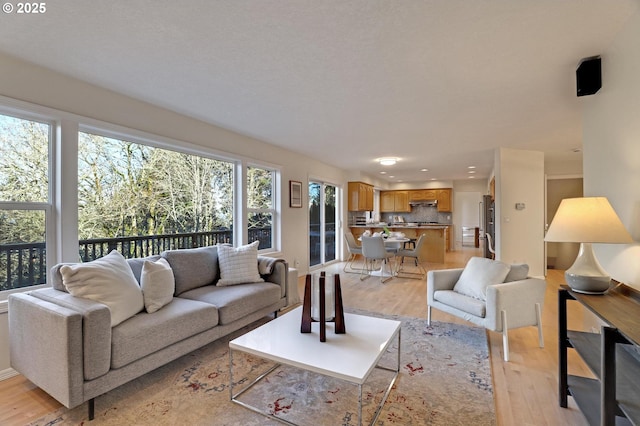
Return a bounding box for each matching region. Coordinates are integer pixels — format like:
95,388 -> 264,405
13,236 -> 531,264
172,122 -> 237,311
290,180 -> 302,208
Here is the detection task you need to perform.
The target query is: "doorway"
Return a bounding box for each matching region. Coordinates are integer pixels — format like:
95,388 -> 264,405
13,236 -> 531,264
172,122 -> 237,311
309,181 -> 338,268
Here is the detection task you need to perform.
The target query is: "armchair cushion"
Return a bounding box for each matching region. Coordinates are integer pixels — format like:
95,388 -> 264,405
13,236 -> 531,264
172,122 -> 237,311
504,263 -> 529,282
434,290 -> 486,317
453,256 -> 511,301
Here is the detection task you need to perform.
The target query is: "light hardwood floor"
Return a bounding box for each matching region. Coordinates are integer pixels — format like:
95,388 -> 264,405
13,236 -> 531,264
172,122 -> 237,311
1,244 -> 592,425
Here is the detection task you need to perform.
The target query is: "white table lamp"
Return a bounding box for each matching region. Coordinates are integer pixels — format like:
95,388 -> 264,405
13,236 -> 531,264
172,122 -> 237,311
545,197 -> 633,294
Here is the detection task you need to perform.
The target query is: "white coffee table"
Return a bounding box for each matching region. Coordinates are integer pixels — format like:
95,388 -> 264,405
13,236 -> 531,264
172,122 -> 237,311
229,306 -> 401,425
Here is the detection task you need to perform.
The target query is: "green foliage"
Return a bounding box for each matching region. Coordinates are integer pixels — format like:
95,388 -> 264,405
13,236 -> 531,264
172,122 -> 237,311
77,132 -> 234,238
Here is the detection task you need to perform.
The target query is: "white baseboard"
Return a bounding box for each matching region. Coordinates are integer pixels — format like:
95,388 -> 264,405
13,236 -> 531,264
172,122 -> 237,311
0,367 -> 19,381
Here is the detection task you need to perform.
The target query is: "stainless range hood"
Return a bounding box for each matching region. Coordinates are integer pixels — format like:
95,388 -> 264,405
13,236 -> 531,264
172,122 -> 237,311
409,200 -> 438,207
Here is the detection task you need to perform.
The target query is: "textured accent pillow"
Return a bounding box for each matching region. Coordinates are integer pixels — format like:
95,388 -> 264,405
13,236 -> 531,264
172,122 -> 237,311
453,256 -> 511,301
216,241 -> 264,286
60,250 -> 144,327
140,258 -> 175,313
504,263 -> 529,282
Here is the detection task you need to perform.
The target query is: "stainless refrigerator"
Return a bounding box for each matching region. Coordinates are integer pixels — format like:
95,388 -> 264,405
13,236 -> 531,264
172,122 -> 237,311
480,195 -> 495,259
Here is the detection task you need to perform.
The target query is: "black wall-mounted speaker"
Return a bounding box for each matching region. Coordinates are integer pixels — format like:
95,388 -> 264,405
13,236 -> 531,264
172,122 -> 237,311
576,56 -> 601,97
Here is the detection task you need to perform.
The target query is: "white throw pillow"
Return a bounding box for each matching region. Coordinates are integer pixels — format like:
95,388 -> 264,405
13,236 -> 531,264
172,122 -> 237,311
453,257 -> 511,301
60,250 -> 144,327
140,258 -> 175,313
216,241 -> 264,286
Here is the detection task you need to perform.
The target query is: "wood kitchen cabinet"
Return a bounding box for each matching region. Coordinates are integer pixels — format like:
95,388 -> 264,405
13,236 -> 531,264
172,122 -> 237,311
409,189 -> 437,201
436,189 -> 452,212
348,182 -> 374,211
380,191 -> 410,213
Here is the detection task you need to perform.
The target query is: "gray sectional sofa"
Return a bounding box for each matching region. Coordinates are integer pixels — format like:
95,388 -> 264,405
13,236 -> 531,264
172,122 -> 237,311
8,245 -> 288,419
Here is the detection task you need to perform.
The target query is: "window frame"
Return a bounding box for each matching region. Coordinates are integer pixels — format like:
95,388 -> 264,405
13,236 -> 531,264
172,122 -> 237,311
0,95 -> 283,302
0,107 -> 56,301
246,164 -> 278,251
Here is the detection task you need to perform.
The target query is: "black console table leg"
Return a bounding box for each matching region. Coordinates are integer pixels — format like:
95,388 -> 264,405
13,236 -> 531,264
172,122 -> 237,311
558,289 -> 570,408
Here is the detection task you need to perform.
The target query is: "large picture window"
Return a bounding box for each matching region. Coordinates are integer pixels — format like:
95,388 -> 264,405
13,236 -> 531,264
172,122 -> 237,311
78,131 -> 234,260
0,112 -> 51,293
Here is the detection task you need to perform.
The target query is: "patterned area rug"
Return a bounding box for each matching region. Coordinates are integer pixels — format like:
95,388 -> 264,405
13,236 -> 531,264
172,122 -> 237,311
30,310 -> 495,425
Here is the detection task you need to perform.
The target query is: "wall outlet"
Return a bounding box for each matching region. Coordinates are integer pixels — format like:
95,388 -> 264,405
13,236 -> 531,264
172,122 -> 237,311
294,259 -> 300,268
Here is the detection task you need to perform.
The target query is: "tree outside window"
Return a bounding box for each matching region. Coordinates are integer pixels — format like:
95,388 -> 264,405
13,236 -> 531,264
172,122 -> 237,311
0,113 -> 50,291
77,132 -> 234,259
247,166 -> 274,250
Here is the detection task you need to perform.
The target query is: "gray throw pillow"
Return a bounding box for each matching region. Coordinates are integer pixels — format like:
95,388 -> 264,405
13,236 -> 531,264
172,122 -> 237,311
162,246 -> 219,295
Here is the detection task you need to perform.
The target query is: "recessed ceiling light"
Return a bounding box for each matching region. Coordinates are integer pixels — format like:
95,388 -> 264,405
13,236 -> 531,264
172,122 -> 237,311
468,176 -> 475,179
378,157 -> 398,166
468,166 -> 476,169
468,170 -> 476,174
379,171 -> 387,174
389,175 -> 395,178
420,168 -> 429,172
431,178 -> 437,181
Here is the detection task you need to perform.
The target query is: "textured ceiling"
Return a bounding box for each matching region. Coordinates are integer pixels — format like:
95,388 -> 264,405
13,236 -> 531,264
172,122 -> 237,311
0,1 -> 637,182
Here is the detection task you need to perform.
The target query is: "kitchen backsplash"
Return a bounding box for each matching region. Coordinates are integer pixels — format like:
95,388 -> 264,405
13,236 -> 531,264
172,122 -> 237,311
385,205 -> 451,224
349,206 -> 451,225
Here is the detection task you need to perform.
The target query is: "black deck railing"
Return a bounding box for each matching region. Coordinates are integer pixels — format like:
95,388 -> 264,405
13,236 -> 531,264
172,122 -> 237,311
1,227 -> 271,292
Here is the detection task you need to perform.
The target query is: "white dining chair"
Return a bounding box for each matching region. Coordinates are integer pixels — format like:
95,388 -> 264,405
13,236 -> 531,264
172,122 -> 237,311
360,236 -> 395,283
343,232 -> 364,273
396,234 -> 426,279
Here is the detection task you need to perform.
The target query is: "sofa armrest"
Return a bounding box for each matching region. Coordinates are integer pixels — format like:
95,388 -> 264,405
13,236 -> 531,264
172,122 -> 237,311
259,257 -> 288,299
8,293 -> 85,408
485,278 -> 547,331
427,268 -> 463,304
29,288 -> 112,380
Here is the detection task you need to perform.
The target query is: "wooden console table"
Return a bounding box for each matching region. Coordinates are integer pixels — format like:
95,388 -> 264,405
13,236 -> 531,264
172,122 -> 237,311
558,282 -> 640,425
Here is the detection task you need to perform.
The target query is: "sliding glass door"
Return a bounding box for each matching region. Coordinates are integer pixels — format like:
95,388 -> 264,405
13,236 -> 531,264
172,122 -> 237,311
309,181 -> 337,267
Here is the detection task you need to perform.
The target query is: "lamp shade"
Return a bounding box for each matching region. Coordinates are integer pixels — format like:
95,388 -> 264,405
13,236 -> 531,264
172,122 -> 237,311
544,197 -> 633,244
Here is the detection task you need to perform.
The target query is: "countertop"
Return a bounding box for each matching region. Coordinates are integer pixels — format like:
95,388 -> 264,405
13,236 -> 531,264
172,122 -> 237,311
350,224 -> 450,229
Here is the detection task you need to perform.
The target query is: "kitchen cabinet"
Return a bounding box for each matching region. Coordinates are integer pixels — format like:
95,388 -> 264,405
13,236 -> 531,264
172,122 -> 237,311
436,189 -> 452,212
348,182 -> 374,211
559,284 -> 640,425
409,189 -> 437,201
380,191 -> 410,213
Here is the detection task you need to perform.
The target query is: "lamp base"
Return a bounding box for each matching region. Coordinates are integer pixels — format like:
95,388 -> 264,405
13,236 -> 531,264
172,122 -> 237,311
565,273 -> 611,294
564,242 -> 611,295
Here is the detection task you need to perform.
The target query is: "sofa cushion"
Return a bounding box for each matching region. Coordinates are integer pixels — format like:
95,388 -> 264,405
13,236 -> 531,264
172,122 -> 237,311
504,263 -> 529,282
179,282 -> 281,324
453,256 -> 511,301
217,241 -> 264,286
161,246 -> 219,295
434,290 -> 486,318
60,250 -> 144,327
140,258 -> 175,313
110,297 -> 219,369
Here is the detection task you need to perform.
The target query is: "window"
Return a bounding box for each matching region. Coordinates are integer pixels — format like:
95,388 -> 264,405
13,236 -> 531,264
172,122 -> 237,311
246,165 -> 275,250
0,112 -> 52,293
77,131 -> 234,260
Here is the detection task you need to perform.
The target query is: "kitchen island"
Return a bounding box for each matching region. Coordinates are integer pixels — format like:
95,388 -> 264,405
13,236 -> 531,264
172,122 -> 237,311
350,224 -> 449,263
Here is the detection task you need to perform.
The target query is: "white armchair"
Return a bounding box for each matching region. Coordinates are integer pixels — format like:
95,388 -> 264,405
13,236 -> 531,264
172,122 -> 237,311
427,257 -> 546,361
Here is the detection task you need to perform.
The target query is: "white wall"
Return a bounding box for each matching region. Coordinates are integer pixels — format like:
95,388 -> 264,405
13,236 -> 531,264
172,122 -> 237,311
583,8 -> 640,289
0,52 -> 350,374
494,148 -> 546,276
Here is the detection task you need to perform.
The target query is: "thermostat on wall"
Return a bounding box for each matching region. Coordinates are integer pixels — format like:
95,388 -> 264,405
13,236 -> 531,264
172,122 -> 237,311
515,203 -> 525,210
